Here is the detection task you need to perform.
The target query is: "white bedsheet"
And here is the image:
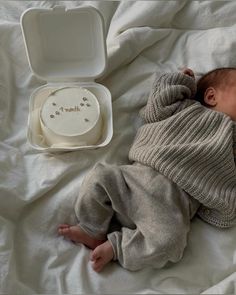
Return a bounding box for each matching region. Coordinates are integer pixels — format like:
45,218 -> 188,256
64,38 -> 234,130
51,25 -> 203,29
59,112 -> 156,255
0,1 -> 236,293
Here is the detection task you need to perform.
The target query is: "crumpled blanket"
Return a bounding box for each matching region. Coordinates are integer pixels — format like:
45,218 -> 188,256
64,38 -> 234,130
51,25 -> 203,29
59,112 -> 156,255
0,1 -> 236,293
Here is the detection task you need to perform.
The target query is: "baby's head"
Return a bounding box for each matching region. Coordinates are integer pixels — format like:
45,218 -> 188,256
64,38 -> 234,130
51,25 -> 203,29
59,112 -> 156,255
195,67 -> 236,120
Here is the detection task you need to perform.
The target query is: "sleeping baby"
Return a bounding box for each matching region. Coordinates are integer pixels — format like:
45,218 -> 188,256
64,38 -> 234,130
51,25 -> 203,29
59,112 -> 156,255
58,67 -> 236,272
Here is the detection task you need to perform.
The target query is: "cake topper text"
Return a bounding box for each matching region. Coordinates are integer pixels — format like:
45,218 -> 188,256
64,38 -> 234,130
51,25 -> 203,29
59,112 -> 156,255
49,97 -> 91,120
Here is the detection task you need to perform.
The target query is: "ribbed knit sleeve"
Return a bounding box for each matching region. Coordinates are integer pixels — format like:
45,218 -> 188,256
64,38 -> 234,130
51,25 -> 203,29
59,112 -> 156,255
233,123 -> 236,160
140,72 -> 196,123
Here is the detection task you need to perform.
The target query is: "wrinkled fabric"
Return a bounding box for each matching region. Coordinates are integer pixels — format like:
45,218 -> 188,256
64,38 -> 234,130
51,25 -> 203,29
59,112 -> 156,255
1,1 -> 236,294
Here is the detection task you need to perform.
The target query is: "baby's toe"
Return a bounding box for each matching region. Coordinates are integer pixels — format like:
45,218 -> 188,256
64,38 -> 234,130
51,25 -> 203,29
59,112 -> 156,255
92,259 -> 103,272
90,246 -> 101,261
58,227 -> 70,236
58,224 -> 70,230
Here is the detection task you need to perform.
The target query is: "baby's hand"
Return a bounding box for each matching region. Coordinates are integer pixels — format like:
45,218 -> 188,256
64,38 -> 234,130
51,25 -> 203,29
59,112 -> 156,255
181,67 -> 195,79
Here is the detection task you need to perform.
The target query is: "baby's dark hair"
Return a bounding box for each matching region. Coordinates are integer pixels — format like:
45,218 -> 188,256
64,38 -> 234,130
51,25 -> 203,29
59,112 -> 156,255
195,67 -> 236,106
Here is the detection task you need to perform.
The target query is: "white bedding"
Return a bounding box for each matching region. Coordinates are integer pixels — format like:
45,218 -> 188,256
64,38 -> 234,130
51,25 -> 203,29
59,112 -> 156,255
0,1 -> 236,293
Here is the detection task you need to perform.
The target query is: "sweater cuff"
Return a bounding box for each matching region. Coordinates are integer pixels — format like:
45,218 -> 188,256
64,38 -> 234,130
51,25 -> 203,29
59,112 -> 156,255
156,72 -> 197,98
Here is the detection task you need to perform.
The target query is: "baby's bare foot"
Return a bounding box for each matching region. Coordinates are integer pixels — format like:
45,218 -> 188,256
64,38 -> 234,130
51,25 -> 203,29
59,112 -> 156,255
90,240 -> 114,272
58,224 -> 105,250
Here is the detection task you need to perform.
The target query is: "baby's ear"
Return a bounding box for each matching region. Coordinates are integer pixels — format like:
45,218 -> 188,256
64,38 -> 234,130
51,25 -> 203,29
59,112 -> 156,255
204,87 -> 217,106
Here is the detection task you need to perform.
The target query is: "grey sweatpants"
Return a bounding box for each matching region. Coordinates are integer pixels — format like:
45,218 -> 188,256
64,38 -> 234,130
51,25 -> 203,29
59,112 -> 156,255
74,162 -> 200,271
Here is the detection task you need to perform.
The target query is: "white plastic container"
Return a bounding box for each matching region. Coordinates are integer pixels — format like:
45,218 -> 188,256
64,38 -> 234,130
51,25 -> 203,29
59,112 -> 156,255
21,5 -> 113,152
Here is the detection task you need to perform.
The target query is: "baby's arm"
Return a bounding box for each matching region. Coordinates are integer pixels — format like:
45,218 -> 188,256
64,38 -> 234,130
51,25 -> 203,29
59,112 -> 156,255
140,68 -> 196,123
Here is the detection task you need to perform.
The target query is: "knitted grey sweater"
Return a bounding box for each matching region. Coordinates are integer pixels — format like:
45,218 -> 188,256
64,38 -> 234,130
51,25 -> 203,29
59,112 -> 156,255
129,72 -> 236,228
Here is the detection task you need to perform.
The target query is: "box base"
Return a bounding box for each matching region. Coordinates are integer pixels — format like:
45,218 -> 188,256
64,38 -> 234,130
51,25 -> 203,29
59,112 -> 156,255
27,82 -> 113,152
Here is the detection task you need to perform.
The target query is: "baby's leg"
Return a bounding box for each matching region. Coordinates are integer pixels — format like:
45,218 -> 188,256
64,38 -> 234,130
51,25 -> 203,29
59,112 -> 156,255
74,163 -> 127,239
59,163 -> 133,256
104,164 -> 200,271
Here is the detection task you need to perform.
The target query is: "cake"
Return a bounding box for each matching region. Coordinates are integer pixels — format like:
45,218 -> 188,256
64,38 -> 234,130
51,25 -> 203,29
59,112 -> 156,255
40,87 -> 102,146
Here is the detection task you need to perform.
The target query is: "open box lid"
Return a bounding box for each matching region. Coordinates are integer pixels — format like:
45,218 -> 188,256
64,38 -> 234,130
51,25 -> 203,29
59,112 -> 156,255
21,6 -> 107,82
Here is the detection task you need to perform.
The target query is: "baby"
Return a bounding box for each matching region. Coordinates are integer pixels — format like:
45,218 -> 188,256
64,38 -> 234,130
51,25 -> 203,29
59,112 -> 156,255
58,67 -> 236,272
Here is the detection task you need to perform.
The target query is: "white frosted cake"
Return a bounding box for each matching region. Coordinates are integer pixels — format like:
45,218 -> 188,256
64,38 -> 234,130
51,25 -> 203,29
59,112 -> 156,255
40,87 -> 102,146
